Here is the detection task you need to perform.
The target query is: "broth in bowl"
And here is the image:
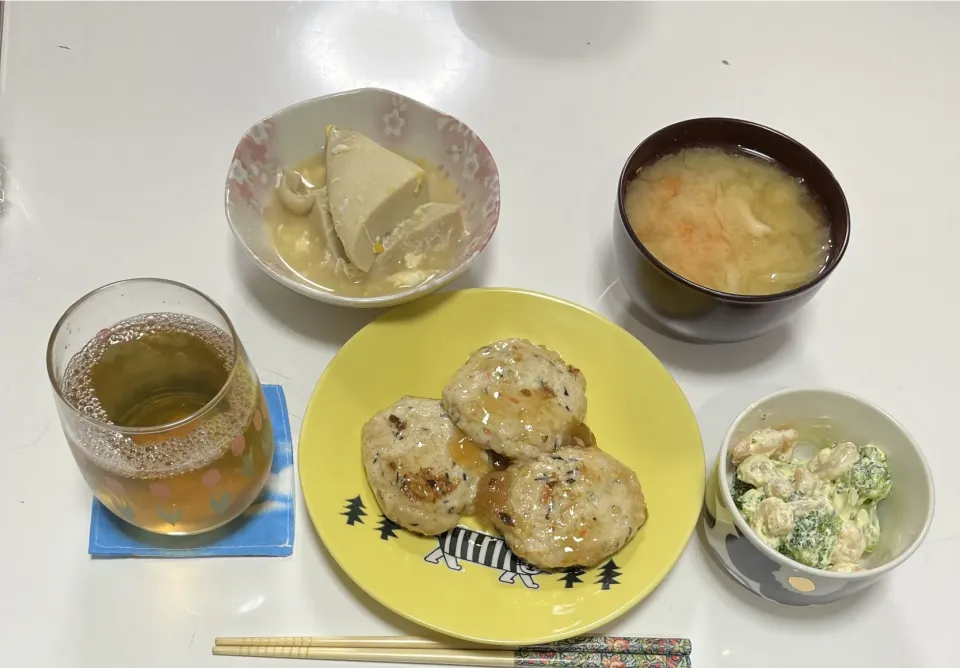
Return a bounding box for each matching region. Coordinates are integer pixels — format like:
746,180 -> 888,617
266,126 -> 468,298
624,147 -> 831,296
225,88 -> 501,308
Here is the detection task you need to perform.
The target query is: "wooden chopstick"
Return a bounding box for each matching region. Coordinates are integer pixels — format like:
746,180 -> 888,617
211,645 -> 692,668
214,635 -> 692,656
215,636 -> 477,650
213,647 -> 514,665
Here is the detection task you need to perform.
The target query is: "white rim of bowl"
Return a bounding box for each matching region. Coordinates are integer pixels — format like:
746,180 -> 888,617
222,87 -> 499,308
718,387 -> 936,580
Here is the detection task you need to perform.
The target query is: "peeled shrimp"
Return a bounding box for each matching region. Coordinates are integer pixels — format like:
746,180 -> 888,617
738,454 -> 795,500
830,521 -> 867,566
730,428 -> 798,466
808,442 -> 860,481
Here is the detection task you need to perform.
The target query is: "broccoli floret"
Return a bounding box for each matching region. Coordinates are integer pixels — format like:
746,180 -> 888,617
731,474 -> 764,521
731,477 -> 755,508
739,489 -> 766,523
780,504 -> 842,569
836,444 -> 892,504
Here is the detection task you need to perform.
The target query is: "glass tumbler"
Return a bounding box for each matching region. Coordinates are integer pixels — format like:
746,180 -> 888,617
46,278 -> 274,535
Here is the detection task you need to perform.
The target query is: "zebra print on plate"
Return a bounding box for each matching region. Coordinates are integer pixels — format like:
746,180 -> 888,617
424,526 -> 544,589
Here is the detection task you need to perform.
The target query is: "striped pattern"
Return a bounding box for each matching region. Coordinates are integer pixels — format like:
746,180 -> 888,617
424,526 -> 542,588
440,526 -> 530,572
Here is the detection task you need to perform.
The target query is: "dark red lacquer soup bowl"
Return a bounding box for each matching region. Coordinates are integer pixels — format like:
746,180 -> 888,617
614,117 -> 850,343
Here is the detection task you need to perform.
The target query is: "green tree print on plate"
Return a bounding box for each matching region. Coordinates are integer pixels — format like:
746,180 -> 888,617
341,496 -> 367,525
558,567 -> 586,588
375,515 -> 401,540
595,559 -> 622,590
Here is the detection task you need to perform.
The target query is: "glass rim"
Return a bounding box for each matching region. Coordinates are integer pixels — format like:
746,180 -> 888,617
45,277 -> 243,436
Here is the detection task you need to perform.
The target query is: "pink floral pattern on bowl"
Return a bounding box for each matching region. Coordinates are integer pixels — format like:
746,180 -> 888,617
228,120 -> 279,211
224,88 -> 500,308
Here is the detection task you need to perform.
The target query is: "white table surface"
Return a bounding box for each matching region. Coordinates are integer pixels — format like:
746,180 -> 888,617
1,2 -> 958,666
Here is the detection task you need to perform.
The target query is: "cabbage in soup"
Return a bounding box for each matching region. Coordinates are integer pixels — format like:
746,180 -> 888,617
624,147 -> 831,295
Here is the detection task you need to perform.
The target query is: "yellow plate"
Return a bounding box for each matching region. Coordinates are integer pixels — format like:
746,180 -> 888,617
299,289 -> 704,644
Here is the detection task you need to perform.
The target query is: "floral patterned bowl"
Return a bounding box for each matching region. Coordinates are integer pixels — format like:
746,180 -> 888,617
702,388 -> 935,605
224,88 -> 500,307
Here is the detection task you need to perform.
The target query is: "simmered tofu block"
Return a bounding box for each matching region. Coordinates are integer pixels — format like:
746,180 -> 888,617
371,203 -> 465,279
325,126 -> 430,271
311,186 -> 362,280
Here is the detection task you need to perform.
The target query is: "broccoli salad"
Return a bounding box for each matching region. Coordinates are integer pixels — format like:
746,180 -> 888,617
729,427 -> 892,572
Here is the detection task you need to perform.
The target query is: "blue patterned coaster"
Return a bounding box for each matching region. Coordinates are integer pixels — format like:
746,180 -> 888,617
88,384 -> 295,557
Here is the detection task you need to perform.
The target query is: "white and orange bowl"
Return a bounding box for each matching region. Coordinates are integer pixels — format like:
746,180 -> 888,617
702,388 -> 935,605
224,88 -> 500,308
